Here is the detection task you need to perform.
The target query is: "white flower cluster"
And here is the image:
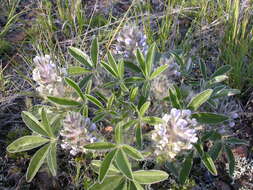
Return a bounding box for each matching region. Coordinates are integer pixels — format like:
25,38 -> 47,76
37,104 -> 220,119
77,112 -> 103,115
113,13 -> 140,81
60,112 -> 97,156
150,57 -> 180,100
151,108 -> 198,160
32,55 -> 65,97
114,24 -> 148,60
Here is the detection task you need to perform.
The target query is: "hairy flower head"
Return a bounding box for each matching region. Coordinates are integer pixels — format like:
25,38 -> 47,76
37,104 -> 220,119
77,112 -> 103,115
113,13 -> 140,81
114,24 -> 148,60
60,112 -> 98,156
151,108 -> 198,160
32,55 -> 65,97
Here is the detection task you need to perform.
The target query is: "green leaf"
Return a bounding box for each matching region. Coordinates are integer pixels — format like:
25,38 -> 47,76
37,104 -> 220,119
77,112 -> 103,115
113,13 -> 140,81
139,101 -> 150,117
208,75 -> 228,85
192,113 -> 229,124
187,89 -> 213,111
114,179 -> 128,190
133,170 -> 168,184
101,61 -> 118,78
115,123 -> 123,145
135,124 -> 142,149
224,145 -> 235,176
124,60 -> 142,73
41,108 -> 54,138
7,136 -> 49,153
168,88 -> 181,109
65,77 -> 85,100
115,148 -> 133,180
67,66 -> 91,75
201,152 -> 217,176
84,142 -> 116,150
21,111 -> 48,136
225,138 -> 249,146
146,43 -> 156,76
107,94 -> 115,109
79,74 -> 93,89
26,143 -> 51,182
199,60 -> 207,79
209,141 -> 223,161
68,47 -> 93,68
150,64 -> 169,80
91,160 -> 121,176
89,176 -> 123,190
99,149 -> 118,183
91,38 -> 99,66
47,142 -> 57,176
92,112 -> 106,123
212,65 -> 232,78
122,120 -> 138,130
122,145 -> 144,160
85,94 -> 104,108
142,116 -> 164,125
179,152 -> 193,185
107,51 -> 119,76
212,89 -> 240,99
129,181 -> 144,190
136,49 -> 147,77
130,87 -> 139,102
47,96 -> 81,106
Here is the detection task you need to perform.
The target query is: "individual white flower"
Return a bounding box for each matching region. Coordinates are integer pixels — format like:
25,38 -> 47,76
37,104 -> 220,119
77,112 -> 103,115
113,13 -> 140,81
151,108 -> 198,160
32,55 -> 65,97
60,112 -> 98,156
114,24 -> 148,60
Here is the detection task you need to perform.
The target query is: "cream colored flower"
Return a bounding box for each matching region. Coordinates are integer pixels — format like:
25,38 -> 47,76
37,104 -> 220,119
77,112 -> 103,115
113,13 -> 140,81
151,108 -> 198,160
114,24 -> 148,60
32,55 -> 65,97
60,112 -> 97,156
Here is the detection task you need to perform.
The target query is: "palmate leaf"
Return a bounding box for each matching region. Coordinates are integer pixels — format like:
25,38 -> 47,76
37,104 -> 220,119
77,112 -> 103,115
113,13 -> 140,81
115,148 -> 133,180
7,136 -> 49,153
85,94 -> 104,109
99,149 -> 118,183
26,143 -> 51,182
133,170 -> 168,184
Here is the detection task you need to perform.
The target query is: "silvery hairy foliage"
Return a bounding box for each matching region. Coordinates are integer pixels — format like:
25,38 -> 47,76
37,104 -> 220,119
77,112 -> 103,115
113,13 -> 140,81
7,38 -> 246,188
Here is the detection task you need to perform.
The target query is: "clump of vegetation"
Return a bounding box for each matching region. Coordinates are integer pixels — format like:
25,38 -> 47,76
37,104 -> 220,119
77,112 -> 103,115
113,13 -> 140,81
1,0 -> 252,189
